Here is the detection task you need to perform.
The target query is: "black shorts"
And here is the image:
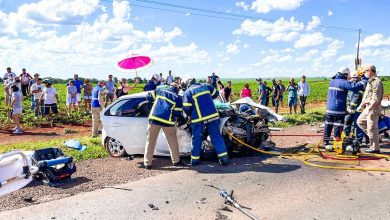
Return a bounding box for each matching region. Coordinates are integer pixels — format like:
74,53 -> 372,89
43,103 -> 58,115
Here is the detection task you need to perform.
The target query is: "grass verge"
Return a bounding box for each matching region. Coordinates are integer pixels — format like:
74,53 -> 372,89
274,108 -> 326,128
0,136 -> 108,161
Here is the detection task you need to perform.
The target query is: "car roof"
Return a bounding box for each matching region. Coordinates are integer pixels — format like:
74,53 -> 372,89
117,91 -> 148,100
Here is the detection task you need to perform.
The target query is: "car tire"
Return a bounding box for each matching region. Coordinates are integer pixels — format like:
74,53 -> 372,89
105,137 -> 127,157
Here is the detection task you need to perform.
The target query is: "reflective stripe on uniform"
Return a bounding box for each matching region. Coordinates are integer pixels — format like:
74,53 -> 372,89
192,112 -> 220,123
174,107 -> 182,111
191,156 -> 200,160
151,91 -> 156,100
350,103 -> 357,106
325,121 -> 344,126
379,126 -> 388,132
218,152 -> 228,158
211,89 -> 216,96
193,90 -> 210,98
328,87 -> 345,92
149,116 -> 175,125
326,110 -> 347,115
183,102 -> 192,106
157,95 -> 175,105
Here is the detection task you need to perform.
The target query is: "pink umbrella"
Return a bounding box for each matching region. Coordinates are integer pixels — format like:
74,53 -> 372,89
117,55 -> 154,76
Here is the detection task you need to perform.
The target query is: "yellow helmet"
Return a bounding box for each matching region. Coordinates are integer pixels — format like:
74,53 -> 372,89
357,67 -> 364,77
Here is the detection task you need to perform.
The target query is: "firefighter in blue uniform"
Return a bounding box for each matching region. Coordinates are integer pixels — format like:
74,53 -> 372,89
323,67 -> 365,150
181,78 -> 229,166
143,83 -> 184,169
91,80 -> 106,137
343,69 -> 369,145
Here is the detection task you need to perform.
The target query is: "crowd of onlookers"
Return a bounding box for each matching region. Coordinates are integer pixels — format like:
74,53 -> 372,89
1,67 -> 140,134
238,76 -> 310,114
1,66 -> 310,134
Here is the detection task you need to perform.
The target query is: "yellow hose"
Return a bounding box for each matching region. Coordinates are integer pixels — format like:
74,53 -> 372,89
224,130 -> 390,172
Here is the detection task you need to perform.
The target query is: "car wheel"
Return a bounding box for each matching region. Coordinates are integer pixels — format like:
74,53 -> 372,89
106,137 -> 127,157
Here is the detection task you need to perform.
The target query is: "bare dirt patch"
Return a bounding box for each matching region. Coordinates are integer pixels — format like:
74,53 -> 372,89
0,124 -> 91,145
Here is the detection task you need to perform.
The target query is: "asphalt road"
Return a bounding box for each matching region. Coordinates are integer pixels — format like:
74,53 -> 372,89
1,156 -> 389,220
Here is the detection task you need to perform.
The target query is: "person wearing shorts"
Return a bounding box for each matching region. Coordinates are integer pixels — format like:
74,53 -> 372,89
11,85 -> 24,134
66,80 -> 77,114
70,74 -> 83,107
83,79 -> 93,113
286,78 -> 298,114
40,80 -> 59,115
31,78 -> 43,117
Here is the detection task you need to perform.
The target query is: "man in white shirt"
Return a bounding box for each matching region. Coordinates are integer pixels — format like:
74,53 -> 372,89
31,78 -> 43,117
166,71 -> 174,85
40,80 -> 59,115
297,75 -> 310,114
3,67 -> 16,81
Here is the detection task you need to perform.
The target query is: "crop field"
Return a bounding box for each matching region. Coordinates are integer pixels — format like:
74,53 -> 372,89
0,77 -> 389,127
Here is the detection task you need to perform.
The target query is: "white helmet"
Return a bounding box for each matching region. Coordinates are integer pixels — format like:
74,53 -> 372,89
338,67 -> 350,75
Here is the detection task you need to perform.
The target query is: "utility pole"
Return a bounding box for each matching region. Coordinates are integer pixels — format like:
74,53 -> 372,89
355,29 -> 362,70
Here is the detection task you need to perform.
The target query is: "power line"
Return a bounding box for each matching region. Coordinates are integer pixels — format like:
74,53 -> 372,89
133,0 -> 360,32
101,0 -> 360,33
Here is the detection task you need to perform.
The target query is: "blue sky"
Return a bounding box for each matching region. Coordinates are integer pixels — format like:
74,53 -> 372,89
0,0 -> 389,80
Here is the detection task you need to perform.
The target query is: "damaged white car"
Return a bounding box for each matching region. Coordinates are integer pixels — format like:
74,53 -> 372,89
101,92 -> 285,158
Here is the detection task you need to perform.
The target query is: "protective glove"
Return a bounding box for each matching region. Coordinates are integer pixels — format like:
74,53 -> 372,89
356,106 -> 363,113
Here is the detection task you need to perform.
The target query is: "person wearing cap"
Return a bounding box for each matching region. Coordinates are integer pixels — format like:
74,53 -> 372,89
40,80 -> 59,116
20,68 -> 32,97
31,78 -> 43,117
3,67 -> 16,81
182,78 -> 229,166
297,75 -> 310,114
323,67 -> 365,150
343,69 -> 369,147
29,73 -> 40,110
357,64 -> 384,153
142,82 -> 184,169
91,80 -> 107,138
257,78 -> 267,105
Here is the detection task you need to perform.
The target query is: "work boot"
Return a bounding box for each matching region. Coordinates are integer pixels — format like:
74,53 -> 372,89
172,160 -> 186,167
364,148 -> 380,154
139,163 -> 152,170
219,158 -> 229,166
345,145 -> 354,153
325,145 -> 334,152
191,160 -> 201,166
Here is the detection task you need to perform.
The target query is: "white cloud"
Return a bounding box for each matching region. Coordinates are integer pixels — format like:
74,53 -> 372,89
18,0 -> 99,24
320,39 -> 344,59
360,34 -> 390,47
306,16 -> 321,31
236,1 -> 250,11
243,43 -> 250,48
251,0 -> 305,13
146,27 -> 183,42
295,49 -> 319,62
233,17 -> 304,42
328,10 -> 333,16
337,54 -> 354,62
294,32 -> 325,48
226,43 -> 240,54
113,0 -> 131,20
